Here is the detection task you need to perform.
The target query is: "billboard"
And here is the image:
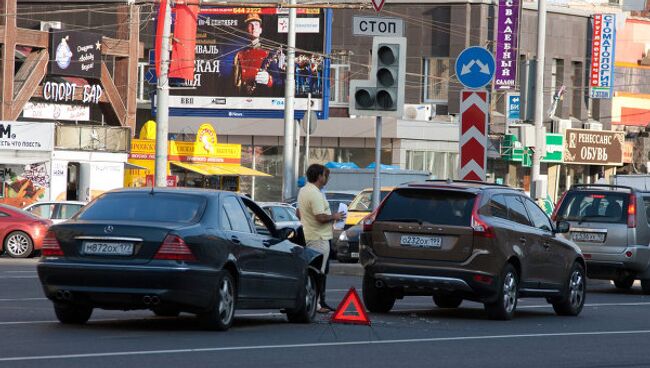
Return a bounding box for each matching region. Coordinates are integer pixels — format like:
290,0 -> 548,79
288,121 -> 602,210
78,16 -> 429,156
590,14 -> 616,99
494,0 -> 520,90
564,128 -> 624,165
160,7 -> 332,119
49,30 -> 102,79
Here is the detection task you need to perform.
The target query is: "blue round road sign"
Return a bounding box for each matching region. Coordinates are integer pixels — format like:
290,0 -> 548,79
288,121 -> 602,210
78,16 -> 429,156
455,46 -> 496,89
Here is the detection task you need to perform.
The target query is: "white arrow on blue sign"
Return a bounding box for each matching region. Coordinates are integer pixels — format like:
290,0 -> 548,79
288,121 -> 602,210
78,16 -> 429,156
455,46 -> 496,89
145,69 -> 157,84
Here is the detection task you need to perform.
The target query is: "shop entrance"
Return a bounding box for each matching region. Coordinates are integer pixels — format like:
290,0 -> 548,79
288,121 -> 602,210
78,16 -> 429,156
66,162 -> 80,201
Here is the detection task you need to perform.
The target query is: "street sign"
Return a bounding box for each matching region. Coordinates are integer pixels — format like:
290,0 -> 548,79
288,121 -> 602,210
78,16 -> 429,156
506,92 -> 521,123
455,47 -> 496,89
372,0 -> 386,12
353,16 -> 403,36
145,69 -> 157,84
459,90 -> 489,181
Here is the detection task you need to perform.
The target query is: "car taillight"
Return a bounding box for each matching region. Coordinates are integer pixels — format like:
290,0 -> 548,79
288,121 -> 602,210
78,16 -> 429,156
361,191 -> 392,232
551,191 -> 568,222
628,194 -> 637,228
154,234 -> 196,261
41,231 -> 64,257
471,194 -> 494,238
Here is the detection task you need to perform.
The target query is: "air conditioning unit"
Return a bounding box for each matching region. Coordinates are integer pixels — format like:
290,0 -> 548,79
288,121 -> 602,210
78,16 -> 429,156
40,21 -> 62,32
552,118 -> 572,134
402,104 -> 433,121
583,121 -> 603,131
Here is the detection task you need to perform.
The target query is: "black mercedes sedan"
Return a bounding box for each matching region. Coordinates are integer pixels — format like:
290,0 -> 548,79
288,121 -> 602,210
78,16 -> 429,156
37,188 -> 323,331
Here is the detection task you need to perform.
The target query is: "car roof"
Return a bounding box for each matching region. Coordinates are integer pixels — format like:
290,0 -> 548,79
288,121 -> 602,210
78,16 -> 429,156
106,187 -> 227,197
568,184 -> 641,193
259,202 -> 294,207
401,180 -> 515,193
25,200 -> 86,206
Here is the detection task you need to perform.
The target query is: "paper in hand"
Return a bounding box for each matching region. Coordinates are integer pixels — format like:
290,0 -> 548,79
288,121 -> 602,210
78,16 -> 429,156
333,202 -> 348,230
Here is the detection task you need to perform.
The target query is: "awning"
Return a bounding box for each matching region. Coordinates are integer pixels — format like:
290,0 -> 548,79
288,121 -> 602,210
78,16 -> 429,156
124,162 -> 148,170
170,162 -> 271,177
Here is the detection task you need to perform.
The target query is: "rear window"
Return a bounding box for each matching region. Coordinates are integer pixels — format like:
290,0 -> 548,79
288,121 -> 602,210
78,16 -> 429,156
556,191 -> 628,224
78,192 -> 206,223
376,189 -> 475,226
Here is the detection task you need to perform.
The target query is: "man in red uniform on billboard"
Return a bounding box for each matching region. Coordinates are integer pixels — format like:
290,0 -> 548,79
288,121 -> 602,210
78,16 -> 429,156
233,13 -> 284,97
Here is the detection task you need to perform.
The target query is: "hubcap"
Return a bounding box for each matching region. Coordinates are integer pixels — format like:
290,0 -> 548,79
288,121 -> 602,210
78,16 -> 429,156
502,272 -> 517,313
218,277 -> 234,324
569,270 -> 585,309
7,234 -> 29,256
305,275 -> 316,314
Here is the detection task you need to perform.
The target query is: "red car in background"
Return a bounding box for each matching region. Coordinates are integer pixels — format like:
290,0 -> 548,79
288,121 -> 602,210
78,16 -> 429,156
0,204 -> 52,258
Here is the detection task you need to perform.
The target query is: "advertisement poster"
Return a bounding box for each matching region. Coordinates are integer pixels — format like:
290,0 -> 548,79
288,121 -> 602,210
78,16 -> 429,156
590,14 -> 616,99
564,128 -> 624,165
49,30 -> 102,79
166,7 -> 328,113
494,0 -> 520,90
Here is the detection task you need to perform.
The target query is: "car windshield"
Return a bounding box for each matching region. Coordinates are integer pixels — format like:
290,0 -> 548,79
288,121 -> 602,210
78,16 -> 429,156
78,192 -> 206,223
348,190 -> 389,211
556,191 -> 628,224
376,189 -> 476,226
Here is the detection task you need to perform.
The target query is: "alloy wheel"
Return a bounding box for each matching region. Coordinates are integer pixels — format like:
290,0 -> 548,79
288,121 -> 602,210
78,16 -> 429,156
569,270 -> 585,310
304,274 -> 317,313
218,277 -> 235,325
6,233 -> 30,257
502,271 -> 517,314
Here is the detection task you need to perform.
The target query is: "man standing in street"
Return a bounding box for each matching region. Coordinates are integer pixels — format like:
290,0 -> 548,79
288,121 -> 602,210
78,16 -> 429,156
297,164 -> 344,313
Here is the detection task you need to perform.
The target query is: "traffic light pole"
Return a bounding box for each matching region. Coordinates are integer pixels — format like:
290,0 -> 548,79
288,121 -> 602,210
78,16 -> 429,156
532,0 -> 546,198
281,0 -> 297,202
371,116 -> 382,211
155,0 -> 172,188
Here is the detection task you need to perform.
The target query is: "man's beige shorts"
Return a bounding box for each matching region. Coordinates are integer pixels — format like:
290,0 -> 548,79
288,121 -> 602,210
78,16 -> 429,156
306,239 -> 330,273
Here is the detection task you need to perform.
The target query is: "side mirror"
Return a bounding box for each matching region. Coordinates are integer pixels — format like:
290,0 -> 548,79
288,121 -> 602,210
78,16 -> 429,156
278,227 -> 296,241
555,221 -> 570,234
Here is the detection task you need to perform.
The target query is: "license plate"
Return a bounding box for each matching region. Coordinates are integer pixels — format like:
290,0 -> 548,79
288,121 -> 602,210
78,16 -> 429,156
351,252 -> 359,258
82,241 -> 134,256
572,232 -> 606,243
400,235 -> 442,248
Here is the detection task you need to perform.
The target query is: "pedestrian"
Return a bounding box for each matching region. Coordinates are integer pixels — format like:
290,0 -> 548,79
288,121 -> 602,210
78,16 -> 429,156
297,164 -> 344,313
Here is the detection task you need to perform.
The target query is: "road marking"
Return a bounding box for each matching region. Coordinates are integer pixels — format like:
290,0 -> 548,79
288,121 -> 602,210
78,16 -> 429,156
394,301 -> 650,313
3,329 -> 650,361
0,297 -> 47,302
2,271 -> 37,273
0,276 -> 38,279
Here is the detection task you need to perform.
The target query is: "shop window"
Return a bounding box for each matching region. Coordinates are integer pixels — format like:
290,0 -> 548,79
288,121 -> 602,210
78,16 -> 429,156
406,150 -> 458,180
423,58 -> 450,103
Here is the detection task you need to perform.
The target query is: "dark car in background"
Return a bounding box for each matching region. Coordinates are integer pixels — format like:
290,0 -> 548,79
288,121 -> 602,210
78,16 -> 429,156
0,204 -> 52,258
360,181 -> 586,320
37,188 -> 323,331
334,223 -> 362,263
553,184 -> 650,293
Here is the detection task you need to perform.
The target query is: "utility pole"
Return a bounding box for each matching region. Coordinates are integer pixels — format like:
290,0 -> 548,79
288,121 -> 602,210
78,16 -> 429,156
281,0 -> 297,201
531,0 -> 546,198
371,116 -> 382,211
303,93 -> 312,175
155,0 -> 172,187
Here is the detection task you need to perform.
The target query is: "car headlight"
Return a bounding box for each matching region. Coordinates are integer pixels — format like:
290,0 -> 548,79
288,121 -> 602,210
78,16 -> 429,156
338,231 -> 348,241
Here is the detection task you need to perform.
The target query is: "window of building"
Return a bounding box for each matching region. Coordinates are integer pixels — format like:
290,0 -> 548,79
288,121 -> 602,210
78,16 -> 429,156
423,58 -> 450,103
329,50 -> 351,106
405,150 -> 458,179
550,59 -> 564,116
571,61 -> 584,119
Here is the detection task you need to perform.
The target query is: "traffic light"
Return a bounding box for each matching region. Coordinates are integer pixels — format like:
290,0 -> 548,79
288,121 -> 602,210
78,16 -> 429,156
349,36 -> 406,117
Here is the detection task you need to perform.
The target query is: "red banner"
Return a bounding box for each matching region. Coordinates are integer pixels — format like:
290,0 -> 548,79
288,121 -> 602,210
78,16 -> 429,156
170,4 -> 199,80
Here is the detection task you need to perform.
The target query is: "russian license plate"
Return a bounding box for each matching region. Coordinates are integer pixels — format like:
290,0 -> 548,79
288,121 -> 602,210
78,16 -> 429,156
400,235 -> 442,248
351,252 -> 359,258
572,232 -> 606,243
82,241 -> 134,256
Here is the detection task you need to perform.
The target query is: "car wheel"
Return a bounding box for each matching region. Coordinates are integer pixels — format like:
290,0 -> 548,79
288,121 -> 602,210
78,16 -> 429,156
201,272 -> 236,331
152,306 -> 181,317
362,273 -> 395,313
433,295 -> 463,309
286,271 -> 318,323
613,276 -> 635,290
4,231 -> 34,258
484,263 -> 518,320
54,303 -> 93,324
552,262 -> 586,316
641,279 -> 650,295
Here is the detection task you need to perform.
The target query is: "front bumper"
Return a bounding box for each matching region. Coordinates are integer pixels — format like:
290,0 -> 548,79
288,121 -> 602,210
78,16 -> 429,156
37,260 -> 221,312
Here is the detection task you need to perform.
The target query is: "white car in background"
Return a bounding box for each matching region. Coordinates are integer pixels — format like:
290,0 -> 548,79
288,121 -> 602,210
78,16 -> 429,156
23,201 -> 85,224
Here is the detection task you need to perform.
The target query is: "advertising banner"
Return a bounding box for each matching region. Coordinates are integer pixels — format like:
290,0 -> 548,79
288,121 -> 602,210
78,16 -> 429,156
0,121 -> 54,152
564,128 -> 624,165
494,0 -> 520,90
165,7 -> 328,114
49,30 -> 102,79
590,14 -> 616,99
506,92 -> 521,123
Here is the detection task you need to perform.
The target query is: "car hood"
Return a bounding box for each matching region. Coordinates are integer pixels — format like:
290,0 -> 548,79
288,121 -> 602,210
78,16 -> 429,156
345,211 -> 369,226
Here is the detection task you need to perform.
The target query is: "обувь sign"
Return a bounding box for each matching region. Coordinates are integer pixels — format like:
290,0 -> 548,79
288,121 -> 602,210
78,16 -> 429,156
564,128 -> 624,165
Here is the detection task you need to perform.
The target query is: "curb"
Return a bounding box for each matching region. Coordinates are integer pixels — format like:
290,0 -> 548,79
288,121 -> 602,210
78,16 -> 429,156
329,262 -> 363,277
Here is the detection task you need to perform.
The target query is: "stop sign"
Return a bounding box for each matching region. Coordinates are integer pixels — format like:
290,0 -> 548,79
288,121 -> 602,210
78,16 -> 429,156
372,0 -> 386,12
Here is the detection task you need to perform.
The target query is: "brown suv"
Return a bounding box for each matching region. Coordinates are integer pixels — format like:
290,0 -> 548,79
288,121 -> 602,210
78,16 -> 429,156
359,181 -> 586,320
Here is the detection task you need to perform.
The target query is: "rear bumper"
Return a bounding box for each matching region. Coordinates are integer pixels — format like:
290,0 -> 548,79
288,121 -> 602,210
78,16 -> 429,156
583,245 -> 650,279
335,240 -> 359,260
37,261 -> 221,312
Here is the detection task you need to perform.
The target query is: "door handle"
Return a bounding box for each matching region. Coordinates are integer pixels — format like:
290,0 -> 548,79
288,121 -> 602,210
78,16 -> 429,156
230,236 -> 241,244
519,237 -> 527,243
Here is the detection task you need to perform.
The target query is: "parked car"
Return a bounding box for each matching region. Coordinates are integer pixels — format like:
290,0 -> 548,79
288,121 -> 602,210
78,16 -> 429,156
334,223 -> 362,263
0,204 -> 52,258
553,184 -> 650,293
23,201 -> 85,224
37,188 -> 323,330
359,180 -> 586,320
259,202 -> 301,230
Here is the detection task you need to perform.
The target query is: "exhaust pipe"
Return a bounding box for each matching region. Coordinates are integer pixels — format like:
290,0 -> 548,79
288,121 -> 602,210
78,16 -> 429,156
62,290 -> 72,301
143,295 -> 151,305
55,290 -> 65,300
151,296 -> 160,306
375,279 -> 385,288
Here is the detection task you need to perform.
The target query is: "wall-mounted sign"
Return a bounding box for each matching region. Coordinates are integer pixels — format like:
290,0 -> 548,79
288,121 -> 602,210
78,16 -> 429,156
49,30 -> 102,79
590,14 -> 616,99
506,92 -> 521,123
0,121 -> 54,151
494,0 -> 521,90
564,128 -> 624,165
42,81 -> 103,104
22,102 -> 90,121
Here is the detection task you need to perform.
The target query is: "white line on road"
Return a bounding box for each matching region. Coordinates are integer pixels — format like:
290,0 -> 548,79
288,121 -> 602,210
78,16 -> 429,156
0,276 -> 38,279
0,297 -> 47,302
394,301 -> 650,313
3,329 -> 650,362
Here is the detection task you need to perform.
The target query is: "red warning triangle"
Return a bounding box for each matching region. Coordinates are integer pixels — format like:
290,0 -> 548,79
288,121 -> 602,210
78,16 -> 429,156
330,287 -> 370,325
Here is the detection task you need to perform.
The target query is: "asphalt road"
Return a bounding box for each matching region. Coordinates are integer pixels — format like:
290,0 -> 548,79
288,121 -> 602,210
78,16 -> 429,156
2,257 -> 650,368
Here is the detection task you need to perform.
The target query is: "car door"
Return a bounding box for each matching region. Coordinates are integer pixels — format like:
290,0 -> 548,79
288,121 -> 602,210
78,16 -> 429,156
503,194 -> 538,289
522,196 -> 567,289
220,195 -> 267,302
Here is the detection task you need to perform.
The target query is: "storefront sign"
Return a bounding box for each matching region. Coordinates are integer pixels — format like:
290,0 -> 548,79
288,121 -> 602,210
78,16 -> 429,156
590,14 -> 616,99
506,92 -> 521,123
623,141 -> 634,163
502,133 -> 563,163
22,102 -> 90,121
494,0 -> 520,90
49,30 -> 102,79
0,121 -> 54,151
42,81 -> 103,104
564,128 -> 624,165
